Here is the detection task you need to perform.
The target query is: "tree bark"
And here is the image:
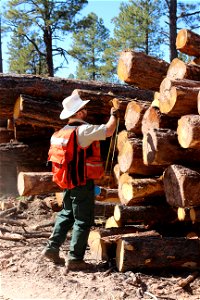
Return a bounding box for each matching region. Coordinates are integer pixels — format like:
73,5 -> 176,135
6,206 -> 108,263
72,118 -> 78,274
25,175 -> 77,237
124,100 -> 150,134
118,173 -> 164,205
118,137 -> 164,175
13,94 -> 65,129
177,114 -> 200,149
0,128 -> 14,143
117,51 -> 169,91
116,235 -> 200,272
0,73 -> 153,119
198,91 -> 200,115
141,106 -> 178,136
159,78 -> 200,116
14,124 -> 54,142
176,29 -> 200,57
167,58 -> 200,81
143,128 -> 200,166
113,204 -> 176,225
17,172 -> 61,196
163,164 -> 200,208
95,187 -> 120,203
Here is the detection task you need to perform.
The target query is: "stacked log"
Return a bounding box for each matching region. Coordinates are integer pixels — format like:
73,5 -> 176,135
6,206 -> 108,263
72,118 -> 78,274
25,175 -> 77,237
1,28 -> 200,272
104,28 -> 200,271
0,74 -> 153,194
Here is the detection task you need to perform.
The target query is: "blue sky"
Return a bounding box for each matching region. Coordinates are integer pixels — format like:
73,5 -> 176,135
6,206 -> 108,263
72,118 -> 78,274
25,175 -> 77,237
1,0 -> 123,77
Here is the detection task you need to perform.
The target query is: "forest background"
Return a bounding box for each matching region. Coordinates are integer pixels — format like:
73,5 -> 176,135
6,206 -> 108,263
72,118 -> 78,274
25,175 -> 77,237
0,0 -> 200,83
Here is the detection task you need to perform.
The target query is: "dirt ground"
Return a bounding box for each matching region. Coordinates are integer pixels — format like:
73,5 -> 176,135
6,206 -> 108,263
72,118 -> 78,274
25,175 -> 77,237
0,195 -> 200,300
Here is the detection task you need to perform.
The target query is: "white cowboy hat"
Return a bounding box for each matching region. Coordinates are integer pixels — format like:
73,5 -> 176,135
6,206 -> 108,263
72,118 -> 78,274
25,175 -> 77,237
60,94 -> 90,120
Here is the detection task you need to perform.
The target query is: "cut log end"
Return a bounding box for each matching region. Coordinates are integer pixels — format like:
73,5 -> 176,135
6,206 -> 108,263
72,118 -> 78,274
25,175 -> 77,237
116,239 -> 125,272
13,96 -> 22,120
176,29 -> 188,50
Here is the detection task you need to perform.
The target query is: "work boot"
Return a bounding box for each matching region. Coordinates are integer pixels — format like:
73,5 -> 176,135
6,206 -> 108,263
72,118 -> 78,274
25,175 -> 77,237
42,248 -> 65,265
64,259 -> 94,273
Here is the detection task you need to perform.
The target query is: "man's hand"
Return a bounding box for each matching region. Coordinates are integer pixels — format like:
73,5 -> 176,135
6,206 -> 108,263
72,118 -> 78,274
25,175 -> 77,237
110,107 -> 120,118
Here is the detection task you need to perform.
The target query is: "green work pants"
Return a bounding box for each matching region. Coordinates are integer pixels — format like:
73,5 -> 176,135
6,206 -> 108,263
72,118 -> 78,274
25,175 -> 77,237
47,180 -> 95,260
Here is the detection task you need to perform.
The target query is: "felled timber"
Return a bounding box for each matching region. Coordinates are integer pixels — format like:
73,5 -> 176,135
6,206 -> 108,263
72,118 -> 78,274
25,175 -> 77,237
0,141 -> 49,165
167,58 -> 200,81
88,226 -> 153,261
117,51 -> 169,91
17,172 -> 61,196
124,100 -> 150,134
113,204 -> 176,225
116,235 -> 200,272
176,29 -> 200,57
141,106 -> 178,136
117,130 -> 136,153
143,128 -> 200,166
0,73 -> 153,119
13,94 -> 65,129
113,164 -> 121,183
198,91 -> 200,115
177,114 -> 200,149
105,216 -> 122,228
0,128 -> 14,143
95,187 -> 120,203
118,137 -> 164,175
163,164 -> 200,208
14,124 -> 54,142
159,78 -> 200,116
118,173 -> 164,205
94,201 -> 116,219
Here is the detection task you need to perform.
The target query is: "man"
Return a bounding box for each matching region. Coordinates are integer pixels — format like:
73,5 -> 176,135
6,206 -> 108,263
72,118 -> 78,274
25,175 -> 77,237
42,93 -> 119,272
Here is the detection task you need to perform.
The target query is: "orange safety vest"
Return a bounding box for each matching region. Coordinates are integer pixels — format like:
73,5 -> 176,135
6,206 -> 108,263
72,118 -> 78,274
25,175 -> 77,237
48,124 -> 104,189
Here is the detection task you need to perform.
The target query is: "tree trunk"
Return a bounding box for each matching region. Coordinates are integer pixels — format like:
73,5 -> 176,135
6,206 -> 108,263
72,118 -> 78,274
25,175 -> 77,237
177,114 -> 200,149
13,94 -> 65,129
124,100 -> 150,134
167,58 -> 200,81
159,78 -> 200,116
0,128 -> 14,143
0,73 -> 153,119
95,187 -> 120,203
117,130 -> 136,153
143,128 -> 200,166
118,137 -> 164,175
163,164 -> 200,208
17,172 -> 61,196
113,204 -> 176,225
117,51 -> 169,91
14,124 -> 54,142
176,29 -> 200,57
198,91 -> 200,115
169,0 -> 177,61
118,173 -> 164,205
116,235 -> 200,272
141,106 -> 178,136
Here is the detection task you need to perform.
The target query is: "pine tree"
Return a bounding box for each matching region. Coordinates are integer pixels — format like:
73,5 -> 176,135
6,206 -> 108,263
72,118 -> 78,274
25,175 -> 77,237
111,0 -> 164,58
4,0 -> 88,76
69,12 -> 111,81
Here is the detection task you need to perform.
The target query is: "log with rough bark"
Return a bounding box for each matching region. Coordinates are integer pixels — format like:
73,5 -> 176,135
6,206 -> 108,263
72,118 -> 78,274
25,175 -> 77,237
163,164 -> 200,208
94,201 -> 116,219
0,141 -> 49,164
117,51 -> 169,91
116,235 -> 200,272
141,106 -> 178,136
159,78 -> 200,116
116,130 -> 136,153
124,100 -> 150,134
177,114 -> 200,149
118,137 -> 164,175
13,94 -> 66,129
0,128 -> 14,143
88,226 -> 154,261
198,91 -> 200,115
143,128 -> 200,166
0,73 -> 153,119
14,124 -> 54,142
118,173 -> 164,205
176,29 -> 200,57
167,58 -> 200,81
17,172 -> 61,196
113,203 -> 176,225
95,187 -> 120,203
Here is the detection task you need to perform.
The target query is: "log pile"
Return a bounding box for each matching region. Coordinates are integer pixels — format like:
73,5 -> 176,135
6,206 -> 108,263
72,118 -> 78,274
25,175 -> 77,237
1,28 -> 200,273
89,28 -> 200,272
